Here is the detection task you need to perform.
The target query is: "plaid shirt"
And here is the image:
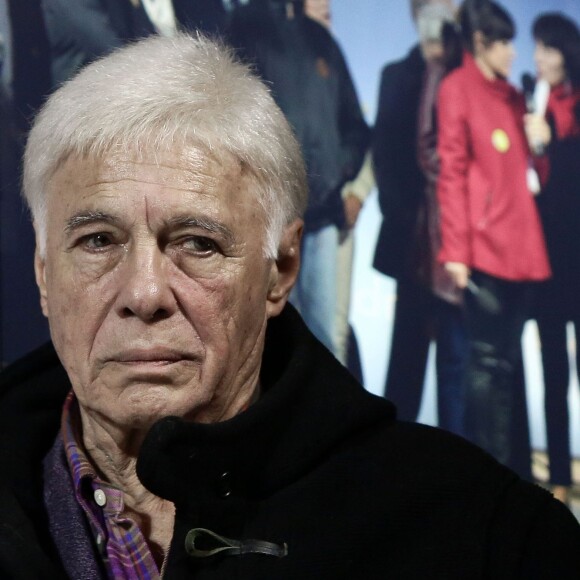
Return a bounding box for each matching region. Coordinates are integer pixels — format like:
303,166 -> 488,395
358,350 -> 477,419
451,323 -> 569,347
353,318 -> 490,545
61,392 -> 164,579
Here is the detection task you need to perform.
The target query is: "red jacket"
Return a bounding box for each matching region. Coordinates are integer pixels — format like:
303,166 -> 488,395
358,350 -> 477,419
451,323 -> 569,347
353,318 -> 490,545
436,53 -> 551,281
547,82 -> 580,139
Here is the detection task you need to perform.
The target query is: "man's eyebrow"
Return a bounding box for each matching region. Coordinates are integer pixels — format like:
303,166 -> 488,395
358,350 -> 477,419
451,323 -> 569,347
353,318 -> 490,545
64,211 -> 121,234
167,215 -> 235,243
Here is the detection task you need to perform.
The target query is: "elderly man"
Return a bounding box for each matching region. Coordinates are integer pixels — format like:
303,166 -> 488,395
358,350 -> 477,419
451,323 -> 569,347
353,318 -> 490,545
0,34 -> 579,579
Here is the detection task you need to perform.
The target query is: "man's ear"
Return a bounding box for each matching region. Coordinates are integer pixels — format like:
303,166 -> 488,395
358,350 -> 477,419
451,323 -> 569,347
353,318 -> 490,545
266,218 -> 303,318
34,244 -> 49,318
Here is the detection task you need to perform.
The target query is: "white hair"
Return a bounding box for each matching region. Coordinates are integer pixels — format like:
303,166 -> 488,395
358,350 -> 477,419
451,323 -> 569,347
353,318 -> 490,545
23,33 -> 307,259
417,3 -> 455,43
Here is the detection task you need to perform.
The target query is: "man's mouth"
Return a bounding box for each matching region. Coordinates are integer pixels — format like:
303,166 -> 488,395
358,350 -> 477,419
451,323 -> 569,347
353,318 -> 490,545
112,348 -> 195,365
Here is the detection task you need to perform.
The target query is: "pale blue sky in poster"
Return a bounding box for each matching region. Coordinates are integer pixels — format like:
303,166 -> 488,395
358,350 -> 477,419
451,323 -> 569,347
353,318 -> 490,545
332,0 -> 580,122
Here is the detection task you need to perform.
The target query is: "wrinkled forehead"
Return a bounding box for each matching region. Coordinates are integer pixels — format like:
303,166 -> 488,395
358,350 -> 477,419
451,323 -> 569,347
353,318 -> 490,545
42,146 -> 271,243
47,145 -> 259,204
63,143 -> 240,176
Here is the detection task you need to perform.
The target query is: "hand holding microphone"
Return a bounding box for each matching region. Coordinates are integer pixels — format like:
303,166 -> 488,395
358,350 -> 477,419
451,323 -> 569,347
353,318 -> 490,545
522,73 -> 551,156
444,262 -> 470,289
443,262 -> 501,314
524,113 -> 551,156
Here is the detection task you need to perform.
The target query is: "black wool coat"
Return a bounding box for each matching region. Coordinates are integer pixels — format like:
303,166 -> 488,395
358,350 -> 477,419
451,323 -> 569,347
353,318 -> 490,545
1,305 -> 580,579
228,3 -> 370,233
372,45 -> 427,281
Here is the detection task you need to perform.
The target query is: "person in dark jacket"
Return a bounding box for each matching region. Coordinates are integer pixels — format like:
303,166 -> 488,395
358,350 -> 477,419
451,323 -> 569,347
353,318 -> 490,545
414,2 -> 469,439
1,33 -> 580,580
531,12 -> 580,507
41,0 -> 228,87
228,0 -> 369,357
372,0 -> 454,423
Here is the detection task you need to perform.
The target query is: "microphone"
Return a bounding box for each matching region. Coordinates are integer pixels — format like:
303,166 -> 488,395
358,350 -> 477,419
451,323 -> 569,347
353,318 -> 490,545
521,72 -> 545,156
534,77 -> 550,118
466,280 -> 501,314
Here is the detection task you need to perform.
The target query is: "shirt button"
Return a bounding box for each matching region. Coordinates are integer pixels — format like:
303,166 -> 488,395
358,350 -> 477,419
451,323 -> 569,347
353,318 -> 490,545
217,471 -> 232,498
94,489 -> 107,507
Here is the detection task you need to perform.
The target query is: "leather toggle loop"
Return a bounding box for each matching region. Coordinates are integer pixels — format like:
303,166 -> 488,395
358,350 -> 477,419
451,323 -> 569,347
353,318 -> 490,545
185,528 -> 288,559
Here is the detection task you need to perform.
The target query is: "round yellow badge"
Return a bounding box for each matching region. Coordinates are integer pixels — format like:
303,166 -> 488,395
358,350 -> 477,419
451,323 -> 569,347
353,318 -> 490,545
491,129 -> 510,153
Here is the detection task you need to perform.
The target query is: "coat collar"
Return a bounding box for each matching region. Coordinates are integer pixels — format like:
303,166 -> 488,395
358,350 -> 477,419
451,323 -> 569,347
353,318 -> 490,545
407,44 -> 426,72
136,304 -> 395,508
550,80 -> 579,101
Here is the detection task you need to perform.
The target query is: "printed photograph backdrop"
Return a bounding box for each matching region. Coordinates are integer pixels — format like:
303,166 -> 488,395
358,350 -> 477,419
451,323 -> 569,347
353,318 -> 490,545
331,0 -> 580,454
0,0 -> 579,455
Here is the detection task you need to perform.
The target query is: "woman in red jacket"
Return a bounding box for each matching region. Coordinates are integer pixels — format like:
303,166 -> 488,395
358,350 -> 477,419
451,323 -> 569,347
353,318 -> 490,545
532,13 -> 580,505
436,0 -> 551,471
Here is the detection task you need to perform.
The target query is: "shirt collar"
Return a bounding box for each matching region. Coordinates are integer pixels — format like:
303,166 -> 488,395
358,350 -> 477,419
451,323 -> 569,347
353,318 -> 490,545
61,391 -> 98,492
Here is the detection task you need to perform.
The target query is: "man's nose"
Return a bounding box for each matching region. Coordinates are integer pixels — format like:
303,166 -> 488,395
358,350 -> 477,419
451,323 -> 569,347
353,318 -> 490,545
116,242 -> 177,322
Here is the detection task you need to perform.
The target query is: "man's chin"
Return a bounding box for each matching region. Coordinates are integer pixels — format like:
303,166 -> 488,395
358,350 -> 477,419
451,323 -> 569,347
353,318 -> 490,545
87,386 -> 210,435
125,387 -> 204,420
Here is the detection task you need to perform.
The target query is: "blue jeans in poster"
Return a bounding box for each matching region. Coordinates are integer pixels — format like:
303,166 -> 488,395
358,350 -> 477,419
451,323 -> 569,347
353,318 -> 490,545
290,224 -> 339,357
435,299 -> 469,438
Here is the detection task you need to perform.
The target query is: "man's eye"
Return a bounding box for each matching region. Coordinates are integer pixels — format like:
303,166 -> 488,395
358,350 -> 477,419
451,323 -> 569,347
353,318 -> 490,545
82,233 -> 112,249
182,236 -> 218,254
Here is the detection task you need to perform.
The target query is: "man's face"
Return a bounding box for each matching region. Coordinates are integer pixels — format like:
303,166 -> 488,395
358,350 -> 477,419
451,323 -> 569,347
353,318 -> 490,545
304,0 -> 331,28
36,148 -> 301,432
